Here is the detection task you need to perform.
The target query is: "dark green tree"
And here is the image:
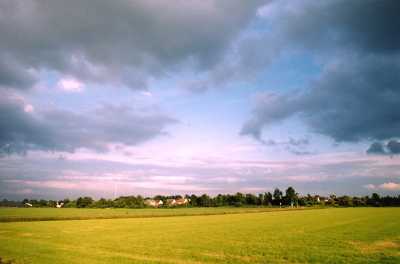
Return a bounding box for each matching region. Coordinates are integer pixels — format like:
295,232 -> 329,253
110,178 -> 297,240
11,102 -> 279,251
285,187 -> 298,207
264,192 -> 273,206
245,193 -> 258,205
370,193 -> 381,206
76,196 -> 94,208
273,188 -> 283,206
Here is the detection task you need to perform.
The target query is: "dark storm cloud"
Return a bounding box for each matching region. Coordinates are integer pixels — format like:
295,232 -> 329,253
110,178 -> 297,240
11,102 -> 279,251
264,0 -> 400,53
367,140 -> 400,156
241,0 -> 400,145
0,60 -> 38,89
0,93 -> 177,154
0,0 -> 266,90
192,0 -> 400,91
387,140 -> 400,154
242,55 -> 400,142
367,142 -> 386,155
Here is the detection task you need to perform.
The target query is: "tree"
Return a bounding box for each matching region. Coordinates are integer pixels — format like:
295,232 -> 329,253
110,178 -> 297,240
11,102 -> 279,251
63,199 -> 77,208
352,196 -> 365,207
264,192 -> 273,206
197,194 -> 212,207
285,187 -> 298,207
214,194 -> 225,207
47,200 -> 57,207
189,194 -> 198,206
39,199 -> 48,207
245,193 -> 258,205
337,196 -> 353,207
257,193 -> 264,206
76,196 -> 94,208
94,198 -> 109,208
233,192 -> 245,207
273,188 -> 283,206
370,193 -> 381,207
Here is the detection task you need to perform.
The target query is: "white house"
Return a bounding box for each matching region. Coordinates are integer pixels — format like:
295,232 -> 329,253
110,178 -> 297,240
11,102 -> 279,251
167,198 -> 189,206
145,199 -> 163,207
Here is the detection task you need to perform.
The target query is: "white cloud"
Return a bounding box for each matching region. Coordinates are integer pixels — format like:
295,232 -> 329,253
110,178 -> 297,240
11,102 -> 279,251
57,78 -> 84,92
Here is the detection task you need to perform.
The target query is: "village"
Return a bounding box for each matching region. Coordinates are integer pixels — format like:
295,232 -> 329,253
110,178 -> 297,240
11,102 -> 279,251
13,187 -> 397,209
143,197 -> 190,207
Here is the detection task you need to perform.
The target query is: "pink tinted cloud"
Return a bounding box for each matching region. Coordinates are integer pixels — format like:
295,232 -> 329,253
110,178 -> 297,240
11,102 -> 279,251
364,182 -> 400,191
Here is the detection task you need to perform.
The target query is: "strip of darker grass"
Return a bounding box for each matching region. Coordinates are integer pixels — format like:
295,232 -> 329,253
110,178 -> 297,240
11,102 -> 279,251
0,257 -> 14,264
0,207 -> 326,223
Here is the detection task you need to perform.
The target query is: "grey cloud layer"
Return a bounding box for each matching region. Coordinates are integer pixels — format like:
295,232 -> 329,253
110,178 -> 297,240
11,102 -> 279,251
0,0 -> 268,155
0,0 -> 265,90
1,154 -> 399,199
0,94 -> 176,154
1,0 -> 399,155
241,0 -> 400,146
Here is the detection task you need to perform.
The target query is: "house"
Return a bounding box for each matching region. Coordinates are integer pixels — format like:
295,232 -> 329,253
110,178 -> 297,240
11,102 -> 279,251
144,199 -> 163,207
167,198 -> 190,206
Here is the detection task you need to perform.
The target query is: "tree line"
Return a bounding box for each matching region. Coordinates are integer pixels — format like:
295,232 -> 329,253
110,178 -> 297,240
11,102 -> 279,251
1,187 -> 399,208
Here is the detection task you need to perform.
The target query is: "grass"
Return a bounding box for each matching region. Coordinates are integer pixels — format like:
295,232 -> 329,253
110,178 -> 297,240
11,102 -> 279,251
0,207 -> 399,263
0,207 -> 313,222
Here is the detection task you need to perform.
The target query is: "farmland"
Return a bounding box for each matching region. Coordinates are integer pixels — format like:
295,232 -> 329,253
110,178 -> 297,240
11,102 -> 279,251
0,207 -> 399,263
0,207 -> 311,222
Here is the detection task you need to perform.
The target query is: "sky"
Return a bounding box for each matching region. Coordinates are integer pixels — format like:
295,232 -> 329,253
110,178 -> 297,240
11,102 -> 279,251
0,0 -> 400,199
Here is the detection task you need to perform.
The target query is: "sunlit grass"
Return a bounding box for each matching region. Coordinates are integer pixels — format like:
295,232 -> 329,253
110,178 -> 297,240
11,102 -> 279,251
0,208 -> 399,263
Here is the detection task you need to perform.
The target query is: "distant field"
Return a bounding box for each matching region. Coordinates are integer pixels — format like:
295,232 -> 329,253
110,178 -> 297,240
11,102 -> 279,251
0,208 -> 399,263
0,207 -> 310,222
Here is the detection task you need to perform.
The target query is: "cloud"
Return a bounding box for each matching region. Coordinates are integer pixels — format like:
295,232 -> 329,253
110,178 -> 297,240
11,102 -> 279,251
364,184 -> 376,190
258,137 -> 311,155
0,0 -> 266,91
241,0 -> 400,145
387,140 -> 400,155
57,78 -> 84,93
0,92 -> 177,154
364,182 -> 400,191
367,142 -> 386,155
23,104 -> 34,113
380,182 -> 400,191
0,59 -> 38,89
191,0 -> 400,91
257,0 -> 400,54
367,140 -> 400,156
2,150 -> 399,199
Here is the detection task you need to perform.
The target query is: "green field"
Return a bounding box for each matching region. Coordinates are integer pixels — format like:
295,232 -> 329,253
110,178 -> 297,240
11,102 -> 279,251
0,208 -> 399,263
0,207 -> 310,222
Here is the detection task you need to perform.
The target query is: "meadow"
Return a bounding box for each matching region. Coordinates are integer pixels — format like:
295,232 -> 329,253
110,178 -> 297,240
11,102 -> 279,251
0,207 -> 399,263
0,207 -> 310,222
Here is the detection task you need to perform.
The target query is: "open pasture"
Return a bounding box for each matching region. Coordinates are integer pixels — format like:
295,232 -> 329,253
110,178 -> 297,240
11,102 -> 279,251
0,207 -> 306,222
0,208 -> 399,263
